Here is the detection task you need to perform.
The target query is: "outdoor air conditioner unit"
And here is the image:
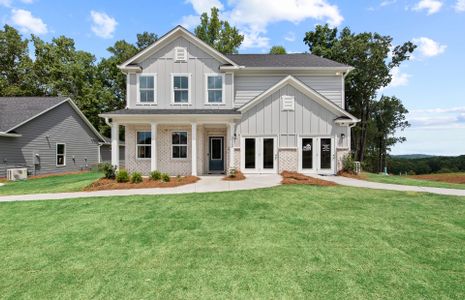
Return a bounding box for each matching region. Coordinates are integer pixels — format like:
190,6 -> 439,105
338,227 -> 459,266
6,168 -> 28,181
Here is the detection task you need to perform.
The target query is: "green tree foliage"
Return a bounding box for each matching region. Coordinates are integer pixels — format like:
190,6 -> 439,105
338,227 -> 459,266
269,46 -> 287,54
194,7 -> 244,54
136,32 -> 158,50
303,25 -> 416,166
387,155 -> 465,175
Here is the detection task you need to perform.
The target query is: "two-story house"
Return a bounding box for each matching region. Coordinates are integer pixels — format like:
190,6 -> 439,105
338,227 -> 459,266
100,26 -> 359,176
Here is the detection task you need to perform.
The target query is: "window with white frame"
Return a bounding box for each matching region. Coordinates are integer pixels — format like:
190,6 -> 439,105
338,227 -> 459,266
138,75 -> 156,103
173,75 -> 189,103
174,47 -> 187,62
136,132 -> 151,159
172,131 -> 188,159
56,143 -> 66,166
206,74 -> 224,103
282,95 -> 295,111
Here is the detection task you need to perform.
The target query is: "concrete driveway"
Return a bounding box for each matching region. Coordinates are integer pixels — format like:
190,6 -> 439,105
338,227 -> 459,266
0,174 -> 283,202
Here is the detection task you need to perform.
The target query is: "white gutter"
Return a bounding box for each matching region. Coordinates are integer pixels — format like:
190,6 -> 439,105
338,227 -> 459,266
0,132 -> 22,137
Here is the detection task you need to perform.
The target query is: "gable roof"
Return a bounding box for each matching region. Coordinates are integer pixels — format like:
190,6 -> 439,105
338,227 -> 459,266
0,97 -> 106,142
238,75 -> 359,122
225,53 -> 350,69
119,25 -> 239,71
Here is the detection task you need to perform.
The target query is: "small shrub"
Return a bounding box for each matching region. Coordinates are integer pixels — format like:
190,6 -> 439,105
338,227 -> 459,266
150,170 -> 162,181
228,168 -> 237,178
176,175 -> 181,181
116,169 -> 129,183
130,172 -> 143,184
161,173 -> 170,182
98,162 -> 116,179
342,154 -> 356,174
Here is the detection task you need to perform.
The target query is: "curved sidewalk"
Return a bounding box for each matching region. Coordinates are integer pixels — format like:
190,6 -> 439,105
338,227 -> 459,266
311,174 -> 465,197
0,174 -> 282,202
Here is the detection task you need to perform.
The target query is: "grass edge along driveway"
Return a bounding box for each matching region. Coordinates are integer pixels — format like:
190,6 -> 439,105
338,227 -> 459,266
0,185 -> 464,299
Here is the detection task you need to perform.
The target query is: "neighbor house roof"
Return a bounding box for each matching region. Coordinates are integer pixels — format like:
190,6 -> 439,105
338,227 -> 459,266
0,97 -> 106,141
225,53 -> 350,69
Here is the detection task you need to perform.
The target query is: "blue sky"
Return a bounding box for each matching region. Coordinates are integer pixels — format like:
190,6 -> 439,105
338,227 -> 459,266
1,0 -> 464,155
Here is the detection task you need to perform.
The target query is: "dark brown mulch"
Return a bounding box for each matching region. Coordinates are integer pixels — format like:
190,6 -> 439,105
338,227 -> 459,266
83,176 -> 200,191
281,171 -> 337,186
223,171 -> 246,181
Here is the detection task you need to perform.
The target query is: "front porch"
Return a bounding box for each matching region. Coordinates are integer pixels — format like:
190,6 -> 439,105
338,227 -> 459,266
110,118 -> 238,176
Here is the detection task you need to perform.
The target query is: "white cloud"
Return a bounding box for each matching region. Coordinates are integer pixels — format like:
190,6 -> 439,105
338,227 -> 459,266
90,10 -> 117,39
284,31 -> 296,42
455,0 -> 465,12
412,37 -> 446,58
412,0 -> 443,15
408,106 -> 465,129
0,0 -> 12,7
182,0 -> 343,50
180,14 -> 200,29
381,0 -> 397,7
383,67 -> 411,90
20,0 -> 34,3
10,9 -> 47,34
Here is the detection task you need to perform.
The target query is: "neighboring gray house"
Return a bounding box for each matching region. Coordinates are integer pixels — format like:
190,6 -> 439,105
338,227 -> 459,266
100,26 -> 359,176
0,97 -> 107,177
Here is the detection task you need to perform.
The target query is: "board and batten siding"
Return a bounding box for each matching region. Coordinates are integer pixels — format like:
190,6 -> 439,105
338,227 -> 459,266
234,75 -> 343,109
0,102 -> 102,177
127,36 -> 233,110
239,84 -> 348,148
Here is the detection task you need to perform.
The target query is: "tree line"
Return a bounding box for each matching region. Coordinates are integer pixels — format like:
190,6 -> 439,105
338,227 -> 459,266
0,7 -> 415,173
387,155 -> 465,175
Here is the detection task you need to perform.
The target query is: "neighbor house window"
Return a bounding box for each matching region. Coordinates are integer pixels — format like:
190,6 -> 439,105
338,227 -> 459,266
136,132 -> 151,159
56,143 -> 66,166
206,74 -> 224,103
172,75 -> 190,103
138,74 -> 156,103
172,131 -> 188,159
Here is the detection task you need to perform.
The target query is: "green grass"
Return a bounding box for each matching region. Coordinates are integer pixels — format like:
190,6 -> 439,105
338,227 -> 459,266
0,171 -> 102,195
363,172 -> 465,190
0,185 -> 464,299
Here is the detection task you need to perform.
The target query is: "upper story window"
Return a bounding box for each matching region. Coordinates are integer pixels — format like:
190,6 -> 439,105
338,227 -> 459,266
136,132 -> 151,159
281,95 -> 295,111
172,74 -> 190,104
138,74 -> 156,103
174,47 -> 187,62
206,74 -> 224,104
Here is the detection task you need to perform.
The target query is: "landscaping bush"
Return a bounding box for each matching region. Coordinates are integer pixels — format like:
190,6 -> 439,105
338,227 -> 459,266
130,172 -> 143,184
228,168 -> 237,178
116,169 -> 129,183
98,162 -> 116,179
150,170 -> 162,181
342,154 -> 356,174
161,173 -> 170,182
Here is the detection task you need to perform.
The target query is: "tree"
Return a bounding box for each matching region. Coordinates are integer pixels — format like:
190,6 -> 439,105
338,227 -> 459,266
0,25 -> 38,96
194,7 -> 244,54
136,32 -> 158,50
269,46 -> 287,54
303,25 -> 416,163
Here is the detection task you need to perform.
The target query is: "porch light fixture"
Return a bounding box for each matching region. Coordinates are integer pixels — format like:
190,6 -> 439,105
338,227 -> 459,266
341,133 -> 345,139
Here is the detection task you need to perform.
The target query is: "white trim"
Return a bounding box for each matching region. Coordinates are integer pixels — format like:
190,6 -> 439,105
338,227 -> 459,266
204,73 -> 226,105
174,47 -> 187,62
171,130 -> 189,160
297,136 -> 316,173
209,137 -> 223,161
151,123 -> 158,171
0,132 -> 22,137
136,73 -> 157,105
111,122 -> 119,169
240,135 -> 278,174
171,73 -> 192,105
238,75 -> 359,122
281,95 -> 295,111
56,143 -> 66,167
119,26 -> 239,69
317,137 -> 335,175
135,131 -> 152,160
220,66 -> 353,72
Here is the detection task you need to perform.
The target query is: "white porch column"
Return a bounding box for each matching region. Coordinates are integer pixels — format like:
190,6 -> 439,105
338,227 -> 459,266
228,122 -> 235,171
111,122 -> 119,169
151,122 -> 157,172
191,122 -> 197,176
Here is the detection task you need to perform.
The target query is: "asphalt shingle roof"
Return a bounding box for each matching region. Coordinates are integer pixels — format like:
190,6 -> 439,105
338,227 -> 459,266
104,108 -> 240,115
225,53 -> 349,68
0,97 -> 68,132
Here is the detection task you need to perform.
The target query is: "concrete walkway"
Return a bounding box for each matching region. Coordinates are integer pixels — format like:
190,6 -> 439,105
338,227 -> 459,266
310,174 -> 465,197
0,174 -> 282,202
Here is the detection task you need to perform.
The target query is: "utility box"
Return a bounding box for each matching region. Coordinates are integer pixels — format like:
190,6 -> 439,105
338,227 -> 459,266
7,168 -> 28,181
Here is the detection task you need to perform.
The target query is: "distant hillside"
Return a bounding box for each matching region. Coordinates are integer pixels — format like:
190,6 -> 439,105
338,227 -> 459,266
392,154 -> 436,159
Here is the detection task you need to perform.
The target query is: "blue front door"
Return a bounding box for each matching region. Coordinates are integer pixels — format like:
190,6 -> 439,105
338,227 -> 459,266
209,137 -> 224,173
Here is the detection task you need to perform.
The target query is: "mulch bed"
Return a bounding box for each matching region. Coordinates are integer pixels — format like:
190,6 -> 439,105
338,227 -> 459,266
223,171 -> 246,181
408,173 -> 465,185
338,171 -> 367,180
281,171 -> 337,186
84,176 -> 200,191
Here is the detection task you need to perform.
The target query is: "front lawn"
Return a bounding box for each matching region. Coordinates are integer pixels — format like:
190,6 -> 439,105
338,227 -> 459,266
362,172 -> 465,190
0,185 -> 464,298
0,171 -> 102,195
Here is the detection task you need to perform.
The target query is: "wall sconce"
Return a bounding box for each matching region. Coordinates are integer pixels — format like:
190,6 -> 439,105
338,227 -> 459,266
341,133 -> 345,140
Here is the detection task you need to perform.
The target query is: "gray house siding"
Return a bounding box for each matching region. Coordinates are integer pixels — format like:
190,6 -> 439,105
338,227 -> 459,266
0,102 -> 102,177
234,75 -> 343,108
127,36 -> 233,110
239,84 -> 348,148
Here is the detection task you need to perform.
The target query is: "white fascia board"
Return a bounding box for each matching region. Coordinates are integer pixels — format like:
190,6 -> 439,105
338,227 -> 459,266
220,66 -> 353,72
